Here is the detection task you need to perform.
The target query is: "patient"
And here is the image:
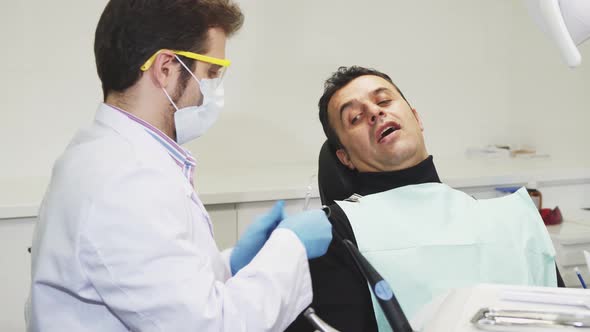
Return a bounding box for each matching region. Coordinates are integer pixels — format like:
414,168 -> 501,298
287,66 -> 564,332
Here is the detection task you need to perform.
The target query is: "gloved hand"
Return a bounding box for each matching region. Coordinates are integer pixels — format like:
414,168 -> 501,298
277,210 -> 332,259
230,201 -> 285,275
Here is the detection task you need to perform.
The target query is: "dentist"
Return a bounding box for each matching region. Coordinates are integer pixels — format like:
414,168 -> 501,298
26,1 -> 332,331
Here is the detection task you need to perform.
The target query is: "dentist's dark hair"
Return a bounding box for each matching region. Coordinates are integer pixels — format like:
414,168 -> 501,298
94,0 -> 244,100
318,66 -> 409,151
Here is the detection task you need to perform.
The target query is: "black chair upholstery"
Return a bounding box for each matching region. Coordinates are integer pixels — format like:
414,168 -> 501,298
317,140 -> 357,206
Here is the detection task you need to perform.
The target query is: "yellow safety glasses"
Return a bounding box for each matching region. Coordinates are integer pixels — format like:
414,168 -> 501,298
140,49 -> 231,76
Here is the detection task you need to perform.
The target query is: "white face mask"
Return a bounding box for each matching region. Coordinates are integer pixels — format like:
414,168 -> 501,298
162,56 -> 225,145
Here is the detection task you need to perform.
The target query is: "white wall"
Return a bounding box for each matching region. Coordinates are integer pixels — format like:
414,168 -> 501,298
1,0 -> 588,180
193,0 -> 527,170
507,5 -> 590,161
1,0 -> 105,181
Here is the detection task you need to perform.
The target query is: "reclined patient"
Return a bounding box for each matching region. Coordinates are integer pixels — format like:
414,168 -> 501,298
287,66 -> 564,332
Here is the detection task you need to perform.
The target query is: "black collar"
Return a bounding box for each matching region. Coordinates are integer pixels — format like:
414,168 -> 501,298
356,156 -> 441,196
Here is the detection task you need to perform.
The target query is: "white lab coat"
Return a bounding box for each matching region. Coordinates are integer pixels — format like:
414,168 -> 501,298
25,104 -> 312,332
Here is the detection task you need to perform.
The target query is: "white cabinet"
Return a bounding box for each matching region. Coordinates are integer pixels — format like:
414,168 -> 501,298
0,218 -> 35,332
0,204 -> 241,332
1,179 -> 588,332
538,182 -> 590,211
208,203 -> 237,250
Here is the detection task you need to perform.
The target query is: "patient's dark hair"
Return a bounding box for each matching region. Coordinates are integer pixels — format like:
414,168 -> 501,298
318,66 -> 408,151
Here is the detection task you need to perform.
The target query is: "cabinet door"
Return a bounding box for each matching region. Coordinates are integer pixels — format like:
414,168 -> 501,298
236,198 -> 321,237
540,183 -> 590,212
0,217 -> 36,332
206,204 -> 238,250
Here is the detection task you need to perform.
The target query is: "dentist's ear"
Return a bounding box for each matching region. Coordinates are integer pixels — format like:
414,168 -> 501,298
148,50 -> 179,89
336,148 -> 356,170
411,108 -> 424,131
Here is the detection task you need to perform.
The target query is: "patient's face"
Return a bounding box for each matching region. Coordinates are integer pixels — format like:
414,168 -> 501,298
328,75 -> 428,172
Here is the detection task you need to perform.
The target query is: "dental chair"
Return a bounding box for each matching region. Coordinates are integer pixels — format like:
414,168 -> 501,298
317,141 -> 357,206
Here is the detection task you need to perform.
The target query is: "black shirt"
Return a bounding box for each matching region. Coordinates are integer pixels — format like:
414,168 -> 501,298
286,156 -> 564,332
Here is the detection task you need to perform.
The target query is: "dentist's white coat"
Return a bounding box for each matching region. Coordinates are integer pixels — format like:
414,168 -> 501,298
26,104 -> 312,332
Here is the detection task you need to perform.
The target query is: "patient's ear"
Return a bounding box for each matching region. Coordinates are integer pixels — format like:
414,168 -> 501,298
336,149 -> 356,170
412,108 -> 424,131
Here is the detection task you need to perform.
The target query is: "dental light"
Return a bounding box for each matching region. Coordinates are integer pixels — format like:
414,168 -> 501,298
525,0 -> 590,68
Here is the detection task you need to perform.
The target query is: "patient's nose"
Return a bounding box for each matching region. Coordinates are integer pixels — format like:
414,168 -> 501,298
368,110 -> 385,125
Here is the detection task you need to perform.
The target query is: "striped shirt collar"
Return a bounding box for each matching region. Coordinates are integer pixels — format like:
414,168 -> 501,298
105,103 -> 197,184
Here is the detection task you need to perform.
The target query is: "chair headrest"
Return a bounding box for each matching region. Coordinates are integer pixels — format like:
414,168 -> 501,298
317,140 -> 357,206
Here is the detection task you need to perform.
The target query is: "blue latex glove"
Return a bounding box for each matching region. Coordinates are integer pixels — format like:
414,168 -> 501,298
230,201 -> 285,275
277,210 -> 332,259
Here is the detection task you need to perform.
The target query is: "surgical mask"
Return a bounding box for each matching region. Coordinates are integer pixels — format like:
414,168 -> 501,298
162,55 -> 225,145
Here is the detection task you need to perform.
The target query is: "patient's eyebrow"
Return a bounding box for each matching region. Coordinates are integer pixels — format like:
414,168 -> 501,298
372,87 -> 393,96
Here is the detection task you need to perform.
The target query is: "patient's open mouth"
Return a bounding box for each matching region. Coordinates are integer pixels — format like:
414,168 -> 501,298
377,123 -> 400,143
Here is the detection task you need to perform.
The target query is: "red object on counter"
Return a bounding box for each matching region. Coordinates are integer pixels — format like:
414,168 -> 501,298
540,206 -> 563,226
